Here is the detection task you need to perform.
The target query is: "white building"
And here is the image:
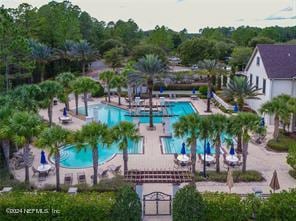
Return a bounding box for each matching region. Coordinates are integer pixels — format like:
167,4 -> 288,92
244,44 -> 296,131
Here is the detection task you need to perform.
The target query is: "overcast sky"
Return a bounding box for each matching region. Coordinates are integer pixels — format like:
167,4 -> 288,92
1,0 -> 296,32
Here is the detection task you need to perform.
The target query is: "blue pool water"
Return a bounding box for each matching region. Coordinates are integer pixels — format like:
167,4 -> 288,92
58,101 -> 196,168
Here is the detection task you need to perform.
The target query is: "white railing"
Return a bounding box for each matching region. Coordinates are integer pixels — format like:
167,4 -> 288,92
212,92 -> 233,110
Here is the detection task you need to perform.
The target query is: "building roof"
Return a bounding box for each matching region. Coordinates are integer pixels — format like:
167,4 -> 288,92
246,44 -> 296,79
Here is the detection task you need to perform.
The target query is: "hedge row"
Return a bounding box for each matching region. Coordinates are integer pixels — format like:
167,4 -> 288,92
153,83 -> 207,91
173,186 -> 296,221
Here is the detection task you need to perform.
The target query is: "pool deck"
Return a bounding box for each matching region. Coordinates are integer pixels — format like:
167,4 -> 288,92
12,95 -> 295,194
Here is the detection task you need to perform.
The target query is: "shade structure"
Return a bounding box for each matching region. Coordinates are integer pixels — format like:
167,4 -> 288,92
229,145 -> 235,156
226,169 -> 234,193
160,86 -> 164,93
63,107 -> 67,117
192,88 -> 196,94
260,117 -> 265,127
269,170 -> 280,193
206,142 -> 211,155
40,150 -> 47,165
233,103 -> 238,113
181,143 -> 186,155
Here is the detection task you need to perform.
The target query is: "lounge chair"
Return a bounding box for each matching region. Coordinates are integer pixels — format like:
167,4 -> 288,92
38,172 -> 47,182
173,159 -> 181,169
99,169 -> 109,178
68,187 -> 78,195
174,153 -> 178,160
32,166 -> 39,177
64,173 -> 73,185
77,172 -> 86,184
0,187 -> 12,194
108,165 -> 121,174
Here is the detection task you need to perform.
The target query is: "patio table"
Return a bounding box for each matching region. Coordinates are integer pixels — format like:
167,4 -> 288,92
177,155 -> 189,162
201,155 -> 214,162
226,155 -> 239,163
37,164 -> 51,173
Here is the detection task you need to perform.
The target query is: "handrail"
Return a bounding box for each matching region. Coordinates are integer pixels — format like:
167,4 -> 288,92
212,92 -> 233,110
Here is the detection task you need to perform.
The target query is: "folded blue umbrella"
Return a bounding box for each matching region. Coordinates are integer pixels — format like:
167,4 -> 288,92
233,103 -> 238,113
260,117 -> 265,127
40,150 -> 47,165
206,142 -> 211,155
160,87 -> 164,94
229,145 -> 235,156
181,142 -> 186,155
63,107 -> 67,117
192,88 -> 196,94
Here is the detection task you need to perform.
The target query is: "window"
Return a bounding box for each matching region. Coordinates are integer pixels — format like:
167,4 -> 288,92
250,74 -> 253,85
256,56 -> 260,65
262,79 -> 266,94
256,76 -> 259,89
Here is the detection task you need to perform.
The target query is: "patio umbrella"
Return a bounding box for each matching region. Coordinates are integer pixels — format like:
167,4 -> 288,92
229,145 -> 235,156
160,86 -> 164,94
181,142 -> 186,155
269,170 -> 280,193
226,168 -> 234,193
63,107 -> 67,117
40,150 -> 47,166
233,103 -> 238,113
206,142 -> 211,155
260,117 -> 265,127
192,88 -> 196,94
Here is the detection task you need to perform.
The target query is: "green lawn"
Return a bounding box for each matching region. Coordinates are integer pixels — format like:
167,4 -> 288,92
267,132 -> 296,152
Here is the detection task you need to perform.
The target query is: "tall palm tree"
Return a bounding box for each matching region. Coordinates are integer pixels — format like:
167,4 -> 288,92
69,77 -> 98,116
39,80 -> 63,126
29,39 -> 51,82
9,112 -> 42,184
72,40 -> 96,75
112,121 -> 140,175
208,114 -> 228,173
228,113 -> 262,172
198,60 -> 225,112
56,72 -> 75,110
54,40 -> 75,71
173,114 -> 202,183
223,76 -> 261,111
197,116 -> 212,177
35,126 -> 71,191
0,106 -> 14,171
131,54 -> 164,129
73,122 -> 111,185
99,71 -> 115,103
260,95 -> 293,141
112,74 -> 126,105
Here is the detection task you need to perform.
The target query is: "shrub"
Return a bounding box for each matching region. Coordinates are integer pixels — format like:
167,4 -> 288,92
173,185 -> 205,221
288,170 -> 296,179
0,192 -> 115,221
267,133 -> 296,152
91,82 -> 105,97
153,83 -> 205,91
255,189 -> 296,221
203,192 -> 252,221
111,186 -> 141,221
199,85 -> 208,96
195,170 -> 264,183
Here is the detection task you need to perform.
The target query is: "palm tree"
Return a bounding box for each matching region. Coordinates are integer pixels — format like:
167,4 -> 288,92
131,54 -> 164,129
54,40 -> 75,71
112,74 -> 126,105
9,112 -> 42,184
73,122 -> 111,185
208,114 -> 228,173
56,72 -> 75,110
0,106 -> 14,171
260,95 -> 293,141
69,77 -> 98,116
72,40 -> 96,75
173,114 -> 202,183
228,113 -> 261,172
29,40 -> 51,82
198,60 -> 225,112
197,116 -> 212,177
35,126 -> 71,191
99,71 -> 115,103
223,76 -> 261,111
39,80 -> 63,126
112,121 -> 140,175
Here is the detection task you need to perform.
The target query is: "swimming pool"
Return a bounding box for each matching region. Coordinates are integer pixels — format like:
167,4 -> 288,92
58,101 -> 196,168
